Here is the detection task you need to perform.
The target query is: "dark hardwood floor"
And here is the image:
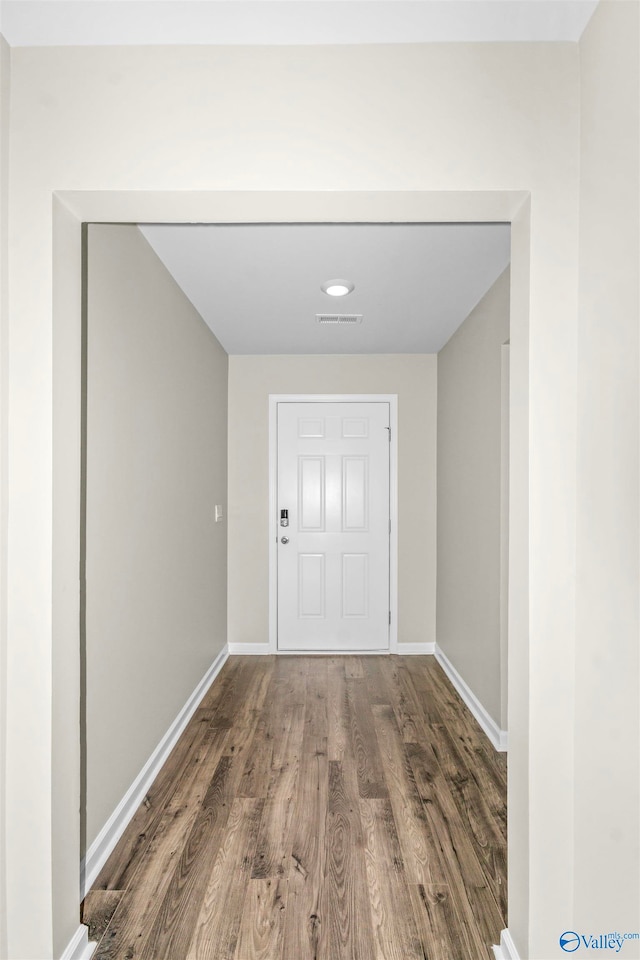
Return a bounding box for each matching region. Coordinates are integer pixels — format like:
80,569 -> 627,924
83,655 -> 507,960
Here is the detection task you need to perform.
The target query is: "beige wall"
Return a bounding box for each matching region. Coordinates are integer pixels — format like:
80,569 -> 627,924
228,354 -> 437,649
575,0 -> 640,946
1,33 -> 617,960
0,34 -> 9,960
85,225 -> 228,850
436,268 -> 510,728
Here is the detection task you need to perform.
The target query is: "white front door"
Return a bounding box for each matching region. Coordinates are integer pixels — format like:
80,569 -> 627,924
277,401 -> 390,652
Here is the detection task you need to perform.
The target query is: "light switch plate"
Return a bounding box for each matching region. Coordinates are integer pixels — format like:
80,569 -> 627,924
214,505 -> 223,522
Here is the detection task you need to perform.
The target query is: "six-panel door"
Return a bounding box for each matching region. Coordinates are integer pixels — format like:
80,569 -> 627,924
277,401 -> 390,651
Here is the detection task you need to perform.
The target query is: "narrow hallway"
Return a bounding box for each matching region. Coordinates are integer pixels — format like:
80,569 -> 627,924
83,655 -> 506,960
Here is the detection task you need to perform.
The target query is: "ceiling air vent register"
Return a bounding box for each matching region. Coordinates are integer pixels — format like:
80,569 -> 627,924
316,314 -> 363,325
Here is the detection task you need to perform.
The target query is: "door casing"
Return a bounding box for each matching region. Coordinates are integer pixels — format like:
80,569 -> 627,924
269,393 -> 398,654
45,189 -> 528,960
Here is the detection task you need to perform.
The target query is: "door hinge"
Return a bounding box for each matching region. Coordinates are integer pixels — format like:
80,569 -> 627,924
385,426 -> 391,442
389,610 -> 392,625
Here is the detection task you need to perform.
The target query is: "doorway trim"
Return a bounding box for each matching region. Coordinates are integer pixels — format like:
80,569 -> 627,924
268,394 -> 398,655
45,188 -> 529,960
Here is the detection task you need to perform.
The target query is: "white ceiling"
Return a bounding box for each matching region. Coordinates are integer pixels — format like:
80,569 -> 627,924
139,222 -> 511,354
0,0 -> 598,47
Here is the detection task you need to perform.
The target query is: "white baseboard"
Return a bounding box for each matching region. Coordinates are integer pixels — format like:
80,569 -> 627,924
229,643 -> 413,656
493,928 -> 521,959
228,642 -> 272,655
434,644 -> 508,752
395,642 -> 435,655
60,925 -> 96,960
81,644 -> 229,898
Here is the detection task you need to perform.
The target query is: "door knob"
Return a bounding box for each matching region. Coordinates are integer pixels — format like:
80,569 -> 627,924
281,536 -> 289,544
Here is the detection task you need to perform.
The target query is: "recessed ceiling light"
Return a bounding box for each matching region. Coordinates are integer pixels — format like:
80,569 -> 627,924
321,279 -> 354,297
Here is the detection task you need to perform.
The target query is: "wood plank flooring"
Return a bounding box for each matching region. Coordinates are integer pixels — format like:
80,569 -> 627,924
83,655 -> 507,960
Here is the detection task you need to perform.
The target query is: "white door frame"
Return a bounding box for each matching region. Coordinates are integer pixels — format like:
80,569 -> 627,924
39,190 -> 530,960
268,394 -> 398,655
